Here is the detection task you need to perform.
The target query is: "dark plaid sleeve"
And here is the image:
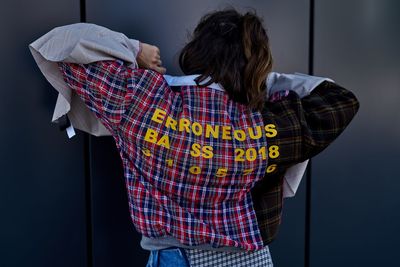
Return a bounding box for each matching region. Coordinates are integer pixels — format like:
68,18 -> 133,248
252,81 -> 359,245
261,80 -> 360,170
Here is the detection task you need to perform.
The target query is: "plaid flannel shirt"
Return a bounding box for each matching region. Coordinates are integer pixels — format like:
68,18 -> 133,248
59,60 -> 271,250
58,60 -> 359,250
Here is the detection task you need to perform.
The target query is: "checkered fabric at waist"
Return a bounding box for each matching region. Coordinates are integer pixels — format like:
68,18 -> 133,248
184,245 -> 273,267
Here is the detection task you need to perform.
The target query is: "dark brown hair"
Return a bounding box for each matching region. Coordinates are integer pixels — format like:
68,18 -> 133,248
179,9 -> 273,111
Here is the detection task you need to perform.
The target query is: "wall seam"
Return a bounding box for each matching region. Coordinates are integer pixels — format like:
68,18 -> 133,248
305,0 -> 315,267
79,1 -> 93,267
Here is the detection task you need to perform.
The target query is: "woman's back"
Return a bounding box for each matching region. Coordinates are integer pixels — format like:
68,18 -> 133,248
59,59 -> 270,250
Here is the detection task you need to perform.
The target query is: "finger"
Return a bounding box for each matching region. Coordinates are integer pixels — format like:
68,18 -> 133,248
154,59 -> 162,66
152,57 -> 161,63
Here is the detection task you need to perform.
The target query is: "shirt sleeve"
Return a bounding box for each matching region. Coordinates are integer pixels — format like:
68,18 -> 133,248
58,58 -> 170,136
58,60 -> 132,133
261,80 -> 360,172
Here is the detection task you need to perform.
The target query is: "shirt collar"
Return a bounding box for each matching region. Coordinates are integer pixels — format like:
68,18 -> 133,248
163,74 -> 225,92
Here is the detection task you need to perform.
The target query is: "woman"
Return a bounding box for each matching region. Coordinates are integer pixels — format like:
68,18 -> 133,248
41,8 -> 358,267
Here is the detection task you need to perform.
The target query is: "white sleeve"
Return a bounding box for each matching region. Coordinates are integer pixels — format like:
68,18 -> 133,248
29,23 -> 141,137
267,72 -> 334,98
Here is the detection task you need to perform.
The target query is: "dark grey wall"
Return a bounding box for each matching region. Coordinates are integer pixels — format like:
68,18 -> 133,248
1,0 -> 398,267
311,0 -> 400,266
89,137 -> 148,267
0,1 -> 87,267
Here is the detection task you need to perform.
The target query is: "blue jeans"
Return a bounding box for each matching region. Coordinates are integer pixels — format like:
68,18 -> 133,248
146,247 -> 190,267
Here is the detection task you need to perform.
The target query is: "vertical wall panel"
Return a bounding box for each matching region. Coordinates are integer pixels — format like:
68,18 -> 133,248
0,1 -> 87,267
90,137 -> 148,267
86,1 -> 309,266
312,0 -> 400,266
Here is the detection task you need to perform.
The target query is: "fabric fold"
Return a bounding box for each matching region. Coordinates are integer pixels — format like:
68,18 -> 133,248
29,22 -> 140,136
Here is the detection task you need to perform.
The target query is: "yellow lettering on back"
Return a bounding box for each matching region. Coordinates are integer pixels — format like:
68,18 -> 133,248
142,148 -> 151,157
216,168 -> 228,177
166,159 -> 173,167
233,129 -> 246,141
243,169 -> 253,175
190,143 -> 201,157
165,116 -> 177,130
192,122 -> 203,136
144,128 -> 158,144
221,126 -> 232,140
248,126 -> 262,140
151,108 -> 166,124
202,145 -> 214,159
179,118 -> 191,133
189,166 -> 201,174
156,135 -> 170,149
265,124 -> 278,138
205,124 -> 219,138
266,164 -> 277,173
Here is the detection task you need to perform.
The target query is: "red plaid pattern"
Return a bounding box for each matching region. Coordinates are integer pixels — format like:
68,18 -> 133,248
58,60 -> 271,250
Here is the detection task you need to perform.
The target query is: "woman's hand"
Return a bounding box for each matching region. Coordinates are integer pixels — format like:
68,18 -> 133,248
137,42 -> 166,74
